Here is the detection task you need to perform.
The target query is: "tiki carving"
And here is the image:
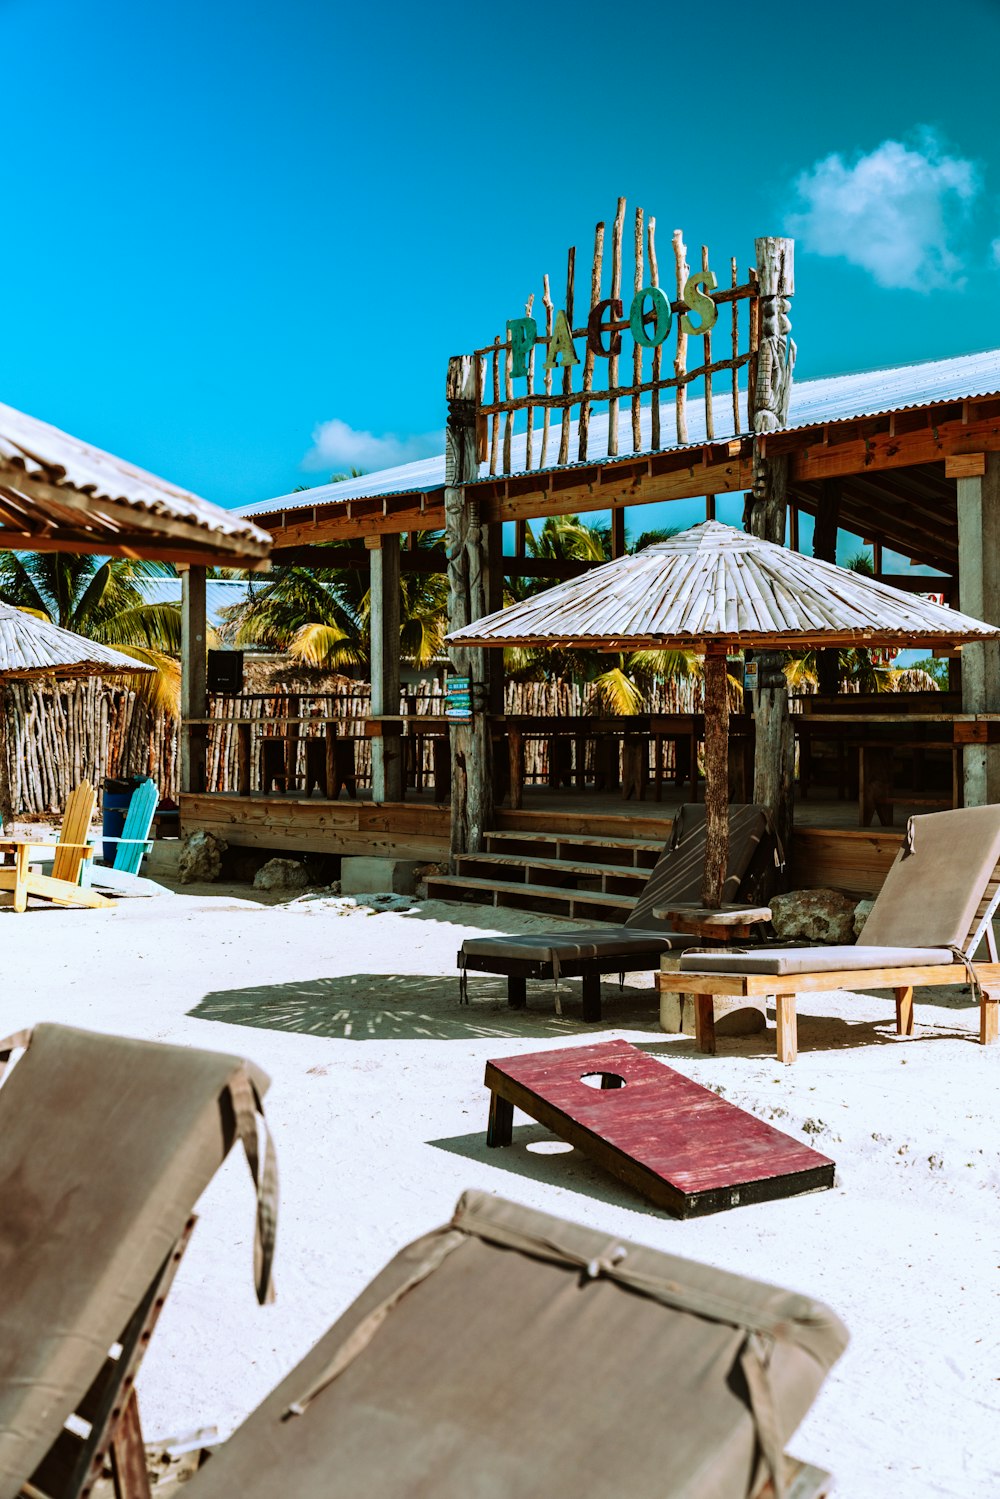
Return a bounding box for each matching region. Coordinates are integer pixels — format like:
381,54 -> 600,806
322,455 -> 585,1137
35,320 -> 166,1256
752,238 -> 796,435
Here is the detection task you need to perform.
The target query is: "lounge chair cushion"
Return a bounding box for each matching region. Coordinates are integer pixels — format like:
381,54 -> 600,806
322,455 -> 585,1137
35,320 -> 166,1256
0,1024 -> 274,1496
183,1189 -> 848,1499
460,927 -> 698,967
859,805 -> 1000,950
679,945 -> 956,976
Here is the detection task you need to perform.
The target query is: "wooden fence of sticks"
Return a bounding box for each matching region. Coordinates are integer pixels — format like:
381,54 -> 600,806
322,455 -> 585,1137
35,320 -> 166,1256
1,675 -> 706,815
476,195 -> 759,476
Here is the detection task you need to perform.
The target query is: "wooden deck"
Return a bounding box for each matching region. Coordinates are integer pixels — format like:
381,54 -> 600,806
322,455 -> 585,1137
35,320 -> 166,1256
180,786 -> 907,895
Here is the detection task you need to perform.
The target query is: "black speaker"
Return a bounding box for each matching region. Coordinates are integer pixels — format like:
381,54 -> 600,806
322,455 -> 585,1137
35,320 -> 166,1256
207,649 -> 244,694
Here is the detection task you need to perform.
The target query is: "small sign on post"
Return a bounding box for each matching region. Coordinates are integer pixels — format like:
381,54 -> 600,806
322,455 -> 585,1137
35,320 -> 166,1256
743,660 -> 759,693
445,676 -> 473,721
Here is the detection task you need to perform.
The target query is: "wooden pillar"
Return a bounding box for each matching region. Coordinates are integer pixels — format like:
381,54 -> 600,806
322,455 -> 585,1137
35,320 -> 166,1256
446,354 -> 494,858
747,237 -> 796,864
486,521 -> 505,717
611,507 -> 627,559
0,686 -> 14,830
701,648 -> 730,908
813,478 -> 841,696
368,535 -> 402,802
180,565 -> 207,794
958,454 -> 1000,806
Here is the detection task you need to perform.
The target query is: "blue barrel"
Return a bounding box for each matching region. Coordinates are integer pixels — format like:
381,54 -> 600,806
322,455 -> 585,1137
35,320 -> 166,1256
102,776 -> 145,863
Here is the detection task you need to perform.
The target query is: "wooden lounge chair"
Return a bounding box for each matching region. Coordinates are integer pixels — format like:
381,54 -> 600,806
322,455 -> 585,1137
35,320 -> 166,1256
458,803 -> 778,1021
0,782 -> 111,912
93,778 -> 159,877
0,1023 -> 277,1499
674,805 -> 1000,1063
180,1189 -> 848,1499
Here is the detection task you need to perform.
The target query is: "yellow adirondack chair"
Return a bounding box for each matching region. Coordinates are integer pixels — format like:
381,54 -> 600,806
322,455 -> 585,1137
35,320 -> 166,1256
0,782 -> 112,912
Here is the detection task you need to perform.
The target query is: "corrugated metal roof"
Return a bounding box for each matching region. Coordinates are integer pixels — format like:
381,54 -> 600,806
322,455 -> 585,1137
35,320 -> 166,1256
0,401 -> 272,556
447,520 -> 999,651
239,345 -> 1000,522
135,577 -> 257,632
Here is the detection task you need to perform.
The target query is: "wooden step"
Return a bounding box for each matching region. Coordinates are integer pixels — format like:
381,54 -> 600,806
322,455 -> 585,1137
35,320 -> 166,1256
484,830 -> 664,868
496,808 -> 678,842
424,874 -> 635,921
458,852 -> 649,895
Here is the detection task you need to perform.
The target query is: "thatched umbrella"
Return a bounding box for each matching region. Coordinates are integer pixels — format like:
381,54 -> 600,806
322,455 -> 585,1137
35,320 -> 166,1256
448,521 -> 1000,906
0,602 -> 154,829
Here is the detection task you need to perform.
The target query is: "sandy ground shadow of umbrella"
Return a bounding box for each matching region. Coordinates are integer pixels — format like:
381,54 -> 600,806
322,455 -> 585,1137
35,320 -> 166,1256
448,521 -> 1000,906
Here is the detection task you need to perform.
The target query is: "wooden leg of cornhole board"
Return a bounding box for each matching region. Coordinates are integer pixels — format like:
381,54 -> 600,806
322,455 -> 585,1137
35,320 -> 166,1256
507,975 -> 527,1010
895,985 -> 914,1036
486,1091 -> 514,1147
695,994 -> 716,1054
581,972 -> 602,1023
775,994 -> 797,1065
982,996 -> 999,1045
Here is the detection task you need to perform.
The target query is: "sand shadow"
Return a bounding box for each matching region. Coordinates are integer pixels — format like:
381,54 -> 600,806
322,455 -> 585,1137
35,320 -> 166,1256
429,1121 -> 653,1214
191,973 -> 661,1042
635,1003 -> 979,1062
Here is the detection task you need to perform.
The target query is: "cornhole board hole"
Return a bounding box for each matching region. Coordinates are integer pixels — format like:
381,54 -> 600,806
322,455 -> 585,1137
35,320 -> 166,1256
485,1039 -> 835,1218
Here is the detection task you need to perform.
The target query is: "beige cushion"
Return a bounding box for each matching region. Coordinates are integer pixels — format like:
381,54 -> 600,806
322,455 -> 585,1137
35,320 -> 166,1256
679,945 -> 955,976
0,1025 -> 272,1496
860,806 -> 1000,950
184,1190 -> 848,1499
461,928 -> 697,967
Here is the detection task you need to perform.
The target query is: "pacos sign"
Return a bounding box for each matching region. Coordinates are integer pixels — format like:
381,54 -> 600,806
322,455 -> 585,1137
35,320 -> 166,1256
506,272 -> 718,378
472,198 -> 759,477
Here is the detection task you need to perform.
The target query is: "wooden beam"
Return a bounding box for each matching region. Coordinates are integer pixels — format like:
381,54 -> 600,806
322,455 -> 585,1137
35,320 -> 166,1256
0,470 -> 270,563
946,452 -> 987,478
784,412 -> 1000,483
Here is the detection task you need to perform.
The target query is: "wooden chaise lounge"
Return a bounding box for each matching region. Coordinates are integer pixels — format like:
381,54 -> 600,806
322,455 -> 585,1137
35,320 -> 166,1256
0,1024 -> 277,1499
181,1189 -> 848,1499
673,805 -> 1000,1064
458,802 -> 777,1022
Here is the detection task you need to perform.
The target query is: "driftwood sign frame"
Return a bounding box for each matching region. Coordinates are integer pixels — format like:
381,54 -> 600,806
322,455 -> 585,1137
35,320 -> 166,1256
473,197 -> 761,477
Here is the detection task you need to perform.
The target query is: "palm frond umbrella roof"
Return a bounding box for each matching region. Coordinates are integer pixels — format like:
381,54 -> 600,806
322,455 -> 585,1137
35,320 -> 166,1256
448,521 -> 999,653
0,602 -> 155,679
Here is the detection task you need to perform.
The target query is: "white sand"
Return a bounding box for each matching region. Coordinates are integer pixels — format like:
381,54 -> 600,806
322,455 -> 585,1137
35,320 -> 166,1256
2,885 -> 998,1498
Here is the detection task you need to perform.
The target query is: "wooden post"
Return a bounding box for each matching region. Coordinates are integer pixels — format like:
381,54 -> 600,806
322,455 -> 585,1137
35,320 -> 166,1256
180,565 -> 207,794
747,238 -> 796,866
813,478 -> 841,696
0,685 -> 13,830
368,535 -> 402,802
486,521 -> 505,717
958,453 -> 1000,806
701,647 -> 730,908
446,355 -> 494,859
611,507 -> 627,559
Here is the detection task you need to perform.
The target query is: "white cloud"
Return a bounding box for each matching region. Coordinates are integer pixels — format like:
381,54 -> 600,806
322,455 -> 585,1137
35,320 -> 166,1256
302,417 -> 443,474
787,132 -> 978,291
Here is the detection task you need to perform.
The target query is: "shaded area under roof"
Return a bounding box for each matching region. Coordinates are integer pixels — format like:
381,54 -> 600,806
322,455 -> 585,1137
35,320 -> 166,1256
240,346 -> 1000,522
0,402 -> 273,567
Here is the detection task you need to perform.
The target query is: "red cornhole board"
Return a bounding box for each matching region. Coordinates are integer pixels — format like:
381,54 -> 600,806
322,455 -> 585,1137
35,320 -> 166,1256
484,1039 -> 835,1218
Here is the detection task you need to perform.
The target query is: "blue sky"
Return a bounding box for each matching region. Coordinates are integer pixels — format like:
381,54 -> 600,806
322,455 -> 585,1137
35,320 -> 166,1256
3,0 -> 1000,515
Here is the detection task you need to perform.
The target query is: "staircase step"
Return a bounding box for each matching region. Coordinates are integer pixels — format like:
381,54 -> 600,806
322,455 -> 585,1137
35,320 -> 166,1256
423,874 -> 635,921
484,830 -> 665,867
458,852 -> 649,892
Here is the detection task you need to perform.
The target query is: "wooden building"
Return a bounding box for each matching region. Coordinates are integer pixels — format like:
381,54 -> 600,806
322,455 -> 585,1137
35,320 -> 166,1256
179,202 -> 1000,899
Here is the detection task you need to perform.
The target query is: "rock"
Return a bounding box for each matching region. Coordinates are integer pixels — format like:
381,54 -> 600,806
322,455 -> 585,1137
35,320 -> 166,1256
770,887 -> 858,944
854,899 -> 876,937
177,830 -> 227,884
253,858 -> 311,892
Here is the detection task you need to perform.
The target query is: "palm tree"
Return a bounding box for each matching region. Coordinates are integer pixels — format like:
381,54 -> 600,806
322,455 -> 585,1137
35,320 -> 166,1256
225,534 -> 449,671
0,553 -> 183,712
505,517 -> 701,711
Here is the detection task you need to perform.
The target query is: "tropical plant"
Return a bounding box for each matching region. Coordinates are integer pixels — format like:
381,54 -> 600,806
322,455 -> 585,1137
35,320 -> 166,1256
0,553 -> 183,712
225,533 -> 449,671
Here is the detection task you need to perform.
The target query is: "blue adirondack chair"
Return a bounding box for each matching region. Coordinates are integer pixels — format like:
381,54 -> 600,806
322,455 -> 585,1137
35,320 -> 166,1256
91,779 -> 159,877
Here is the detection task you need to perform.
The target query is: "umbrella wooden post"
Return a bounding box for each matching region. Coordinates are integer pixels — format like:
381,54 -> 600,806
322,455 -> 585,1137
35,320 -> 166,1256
0,685 -> 13,830
701,647 -> 729,909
